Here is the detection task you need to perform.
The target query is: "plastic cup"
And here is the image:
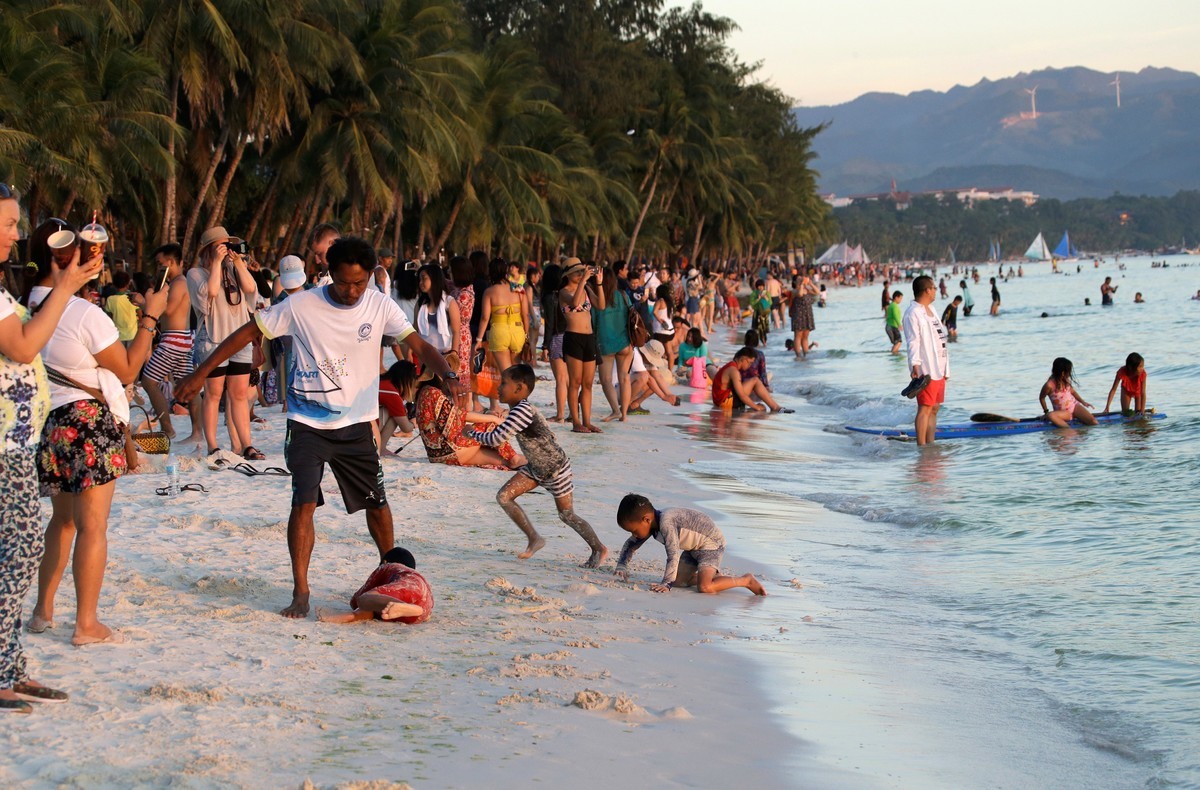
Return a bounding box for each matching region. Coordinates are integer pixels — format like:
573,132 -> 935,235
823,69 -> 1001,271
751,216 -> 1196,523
48,229 -> 77,268
79,222 -> 109,263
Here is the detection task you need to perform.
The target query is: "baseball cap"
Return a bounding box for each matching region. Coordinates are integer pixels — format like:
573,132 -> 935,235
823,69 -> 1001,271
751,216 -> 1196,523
278,254 -> 306,290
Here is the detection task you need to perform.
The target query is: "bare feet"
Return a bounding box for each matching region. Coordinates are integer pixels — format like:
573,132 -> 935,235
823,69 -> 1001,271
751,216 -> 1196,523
380,601 -> 424,620
571,424 -> 589,433
547,416 -> 565,423
744,574 -> 767,596
72,624 -> 125,646
580,545 -> 609,568
585,424 -> 602,433
601,411 -> 621,423
176,432 -> 201,445
280,593 -> 310,618
316,607 -> 354,624
517,536 -> 546,560
25,615 -> 54,634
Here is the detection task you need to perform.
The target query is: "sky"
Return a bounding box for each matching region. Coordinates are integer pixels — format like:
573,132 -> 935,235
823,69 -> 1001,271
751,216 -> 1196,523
666,0 -> 1200,106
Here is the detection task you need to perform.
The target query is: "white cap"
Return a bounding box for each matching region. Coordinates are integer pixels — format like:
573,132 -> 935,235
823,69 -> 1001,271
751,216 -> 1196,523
278,255 -> 306,290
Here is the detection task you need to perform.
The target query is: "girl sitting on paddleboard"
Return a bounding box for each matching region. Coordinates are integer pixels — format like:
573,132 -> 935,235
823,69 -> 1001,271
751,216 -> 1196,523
1039,357 -> 1098,428
1103,352 -> 1147,416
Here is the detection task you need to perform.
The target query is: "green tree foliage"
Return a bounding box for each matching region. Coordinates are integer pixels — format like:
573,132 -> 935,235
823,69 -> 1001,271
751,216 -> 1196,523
833,192 -> 1200,261
0,0 -> 829,267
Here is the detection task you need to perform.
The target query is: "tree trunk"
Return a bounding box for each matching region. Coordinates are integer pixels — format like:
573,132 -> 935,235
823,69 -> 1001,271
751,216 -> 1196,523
60,190 -> 77,218
209,133 -> 247,229
246,170 -> 280,245
161,73 -> 180,244
390,188 -> 404,258
591,231 -> 600,260
431,175 -> 470,257
281,199 -> 307,255
625,161 -> 660,262
689,217 -> 706,267
299,184 -> 326,255
181,126 -> 230,260
134,226 -> 144,273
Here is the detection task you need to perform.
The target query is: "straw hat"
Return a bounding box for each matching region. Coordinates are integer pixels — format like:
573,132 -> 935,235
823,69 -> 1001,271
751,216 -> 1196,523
562,257 -> 586,278
197,226 -> 242,252
640,339 -> 668,370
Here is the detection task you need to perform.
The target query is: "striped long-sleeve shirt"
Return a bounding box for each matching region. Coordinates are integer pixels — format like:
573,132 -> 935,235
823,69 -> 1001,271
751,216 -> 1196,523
616,508 -> 726,586
465,399 -> 567,481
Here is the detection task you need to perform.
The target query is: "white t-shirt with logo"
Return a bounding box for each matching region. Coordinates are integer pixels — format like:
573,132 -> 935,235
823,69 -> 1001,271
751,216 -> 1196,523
255,286 -> 414,430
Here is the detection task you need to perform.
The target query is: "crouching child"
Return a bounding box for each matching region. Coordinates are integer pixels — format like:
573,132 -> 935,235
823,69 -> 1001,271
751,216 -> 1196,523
613,494 -> 766,595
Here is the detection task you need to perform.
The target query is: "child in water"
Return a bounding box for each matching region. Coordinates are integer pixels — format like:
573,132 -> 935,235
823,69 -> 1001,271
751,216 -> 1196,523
1039,357 -> 1098,428
1103,352 -> 1147,415
613,494 -> 765,595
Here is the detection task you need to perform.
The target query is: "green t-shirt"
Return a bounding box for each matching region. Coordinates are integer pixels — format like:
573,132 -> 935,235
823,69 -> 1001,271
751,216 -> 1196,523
885,301 -> 902,328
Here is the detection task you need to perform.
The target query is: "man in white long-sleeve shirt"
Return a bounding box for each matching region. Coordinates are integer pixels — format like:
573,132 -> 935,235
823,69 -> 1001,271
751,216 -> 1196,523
902,275 -> 949,445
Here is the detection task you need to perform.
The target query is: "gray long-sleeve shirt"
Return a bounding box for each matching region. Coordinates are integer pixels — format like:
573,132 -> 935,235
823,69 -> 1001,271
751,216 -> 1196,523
616,507 -> 725,586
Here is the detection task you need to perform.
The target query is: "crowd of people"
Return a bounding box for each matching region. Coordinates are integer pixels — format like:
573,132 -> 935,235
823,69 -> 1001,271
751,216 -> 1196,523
0,192 -> 790,715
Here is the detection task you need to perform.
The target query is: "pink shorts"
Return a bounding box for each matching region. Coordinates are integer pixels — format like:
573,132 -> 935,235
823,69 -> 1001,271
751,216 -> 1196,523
917,378 -> 945,407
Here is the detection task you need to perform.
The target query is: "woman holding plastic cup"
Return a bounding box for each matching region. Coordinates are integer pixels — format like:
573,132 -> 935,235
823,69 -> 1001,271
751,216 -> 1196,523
185,227 -> 262,461
24,217 -> 167,647
0,198 -> 104,710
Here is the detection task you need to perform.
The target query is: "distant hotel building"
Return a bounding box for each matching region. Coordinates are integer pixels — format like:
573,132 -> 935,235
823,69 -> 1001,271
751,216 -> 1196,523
824,182 -> 1039,210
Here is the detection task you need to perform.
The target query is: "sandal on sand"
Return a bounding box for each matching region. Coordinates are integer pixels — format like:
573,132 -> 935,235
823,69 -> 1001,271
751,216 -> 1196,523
72,630 -> 126,647
230,462 -> 261,477
0,698 -> 33,715
25,616 -> 54,634
242,446 -> 266,461
260,467 -> 292,477
12,682 -> 68,703
207,447 -> 229,468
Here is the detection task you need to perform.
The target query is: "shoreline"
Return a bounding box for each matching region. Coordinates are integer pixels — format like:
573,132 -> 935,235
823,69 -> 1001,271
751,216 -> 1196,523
5,370 -> 829,788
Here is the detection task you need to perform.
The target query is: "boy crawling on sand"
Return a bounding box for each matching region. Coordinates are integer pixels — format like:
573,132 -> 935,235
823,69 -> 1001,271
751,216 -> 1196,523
614,494 -> 766,595
465,364 -> 608,567
318,547 -> 433,624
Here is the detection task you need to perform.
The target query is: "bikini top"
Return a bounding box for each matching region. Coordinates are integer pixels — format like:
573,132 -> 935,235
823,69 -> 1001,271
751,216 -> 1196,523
563,290 -> 591,313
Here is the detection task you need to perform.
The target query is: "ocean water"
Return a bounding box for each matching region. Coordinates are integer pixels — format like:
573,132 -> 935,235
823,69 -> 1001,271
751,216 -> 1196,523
674,256 -> 1200,788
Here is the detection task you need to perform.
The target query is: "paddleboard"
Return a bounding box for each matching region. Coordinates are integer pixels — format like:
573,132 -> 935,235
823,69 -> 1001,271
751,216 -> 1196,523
846,411 -> 1165,440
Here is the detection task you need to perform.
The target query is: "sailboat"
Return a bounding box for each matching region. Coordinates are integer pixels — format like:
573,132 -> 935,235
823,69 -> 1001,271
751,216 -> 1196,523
1052,231 -> 1080,260
987,238 -> 1001,263
1023,232 -> 1051,261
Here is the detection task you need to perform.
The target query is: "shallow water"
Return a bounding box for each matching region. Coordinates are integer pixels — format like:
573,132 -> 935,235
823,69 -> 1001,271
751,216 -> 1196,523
675,255 -> 1200,788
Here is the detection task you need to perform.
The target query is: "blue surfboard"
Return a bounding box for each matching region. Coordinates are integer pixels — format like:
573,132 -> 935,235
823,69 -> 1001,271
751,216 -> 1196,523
846,411 -> 1165,440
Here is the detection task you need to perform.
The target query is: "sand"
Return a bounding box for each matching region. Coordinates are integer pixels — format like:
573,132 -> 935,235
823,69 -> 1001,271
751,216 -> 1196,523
2,374 -> 834,789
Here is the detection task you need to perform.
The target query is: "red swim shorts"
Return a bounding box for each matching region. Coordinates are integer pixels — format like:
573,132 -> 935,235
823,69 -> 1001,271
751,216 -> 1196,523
917,377 -> 945,407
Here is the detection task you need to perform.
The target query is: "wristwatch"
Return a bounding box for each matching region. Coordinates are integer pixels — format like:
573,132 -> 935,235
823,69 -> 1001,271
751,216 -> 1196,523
444,371 -> 459,381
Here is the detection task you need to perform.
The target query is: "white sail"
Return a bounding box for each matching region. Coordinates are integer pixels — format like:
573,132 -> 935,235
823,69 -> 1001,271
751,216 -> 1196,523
1023,232 -> 1050,261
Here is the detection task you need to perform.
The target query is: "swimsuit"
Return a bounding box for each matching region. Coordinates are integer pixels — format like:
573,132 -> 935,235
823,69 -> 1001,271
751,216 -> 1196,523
1051,385 -> 1077,413
1116,368 -> 1144,398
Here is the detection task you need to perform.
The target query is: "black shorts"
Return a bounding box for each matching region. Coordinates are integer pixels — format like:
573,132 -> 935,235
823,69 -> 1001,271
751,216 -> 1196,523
885,325 -> 902,344
652,332 -> 674,346
284,420 -> 386,513
562,331 -> 598,363
207,360 -> 254,379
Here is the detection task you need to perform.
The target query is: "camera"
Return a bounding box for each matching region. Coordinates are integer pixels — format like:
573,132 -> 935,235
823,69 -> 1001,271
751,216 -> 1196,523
228,240 -> 249,256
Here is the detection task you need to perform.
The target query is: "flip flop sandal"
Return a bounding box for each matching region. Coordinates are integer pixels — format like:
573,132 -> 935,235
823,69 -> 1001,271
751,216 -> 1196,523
260,467 -> 292,477
229,462 -> 261,477
12,683 -> 68,703
155,483 -> 210,496
242,446 -> 267,461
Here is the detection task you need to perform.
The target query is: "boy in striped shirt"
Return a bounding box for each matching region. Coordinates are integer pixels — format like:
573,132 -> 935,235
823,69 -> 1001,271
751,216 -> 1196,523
467,364 -> 607,567
614,494 -> 766,595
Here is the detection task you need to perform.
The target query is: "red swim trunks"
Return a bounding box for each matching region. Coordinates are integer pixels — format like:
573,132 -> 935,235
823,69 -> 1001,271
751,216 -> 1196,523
351,563 -> 434,624
916,377 -> 946,407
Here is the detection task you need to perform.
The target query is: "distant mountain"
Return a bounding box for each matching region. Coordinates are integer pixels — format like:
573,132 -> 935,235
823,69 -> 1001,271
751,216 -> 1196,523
793,67 -> 1200,200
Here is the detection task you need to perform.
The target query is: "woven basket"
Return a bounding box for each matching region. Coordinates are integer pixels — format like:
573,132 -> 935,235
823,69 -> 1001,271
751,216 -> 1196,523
130,404 -> 171,455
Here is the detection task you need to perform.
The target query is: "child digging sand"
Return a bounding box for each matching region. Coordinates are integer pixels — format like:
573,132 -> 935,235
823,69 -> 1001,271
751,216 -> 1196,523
466,364 -> 608,567
613,494 -> 766,595
318,547 -> 433,624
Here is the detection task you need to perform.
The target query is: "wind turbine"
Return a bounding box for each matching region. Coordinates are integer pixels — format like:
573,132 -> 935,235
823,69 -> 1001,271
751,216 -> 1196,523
1111,74 -> 1121,108
1025,86 -> 1039,119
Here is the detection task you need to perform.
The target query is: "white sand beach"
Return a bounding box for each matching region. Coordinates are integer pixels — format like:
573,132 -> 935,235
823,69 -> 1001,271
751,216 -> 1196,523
2,376 -> 838,789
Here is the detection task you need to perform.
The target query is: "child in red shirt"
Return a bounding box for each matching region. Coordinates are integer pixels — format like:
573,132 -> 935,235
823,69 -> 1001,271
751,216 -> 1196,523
318,547 -> 433,624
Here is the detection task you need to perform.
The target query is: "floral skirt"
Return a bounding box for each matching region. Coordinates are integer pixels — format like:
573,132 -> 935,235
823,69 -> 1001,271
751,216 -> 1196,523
38,400 -> 127,496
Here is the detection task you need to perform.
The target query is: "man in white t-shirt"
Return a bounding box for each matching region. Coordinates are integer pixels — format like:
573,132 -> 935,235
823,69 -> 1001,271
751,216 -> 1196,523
176,237 -> 466,618
902,275 -> 950,446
